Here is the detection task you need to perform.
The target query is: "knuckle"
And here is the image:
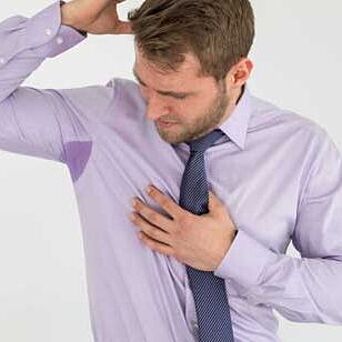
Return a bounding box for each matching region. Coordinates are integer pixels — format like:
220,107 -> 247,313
160,197 -> 168,207
178,212 -> 191,226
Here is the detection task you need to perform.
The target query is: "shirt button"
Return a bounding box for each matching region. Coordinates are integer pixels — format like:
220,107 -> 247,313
45,28 -> 52,36
56,36 -> 64,45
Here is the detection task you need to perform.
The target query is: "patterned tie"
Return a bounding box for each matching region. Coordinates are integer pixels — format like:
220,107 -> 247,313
179,128 -> 234,342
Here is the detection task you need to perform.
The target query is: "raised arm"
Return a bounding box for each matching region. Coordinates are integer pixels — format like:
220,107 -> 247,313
0,0 -> 131,164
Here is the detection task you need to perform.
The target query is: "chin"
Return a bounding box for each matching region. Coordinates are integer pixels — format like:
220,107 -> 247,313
157,131 -> 184,145
156,123 -> 200,145
158,134 -> 178,144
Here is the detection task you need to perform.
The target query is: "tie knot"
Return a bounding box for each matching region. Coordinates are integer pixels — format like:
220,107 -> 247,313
186,129 -> 225,152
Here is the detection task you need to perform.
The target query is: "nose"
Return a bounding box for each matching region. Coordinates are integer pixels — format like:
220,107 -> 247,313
145,94 -> 170,121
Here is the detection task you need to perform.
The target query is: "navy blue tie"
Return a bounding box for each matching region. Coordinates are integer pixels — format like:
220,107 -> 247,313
179,129 -> 234,342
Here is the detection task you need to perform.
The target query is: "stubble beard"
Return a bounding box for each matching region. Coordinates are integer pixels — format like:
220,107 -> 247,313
157,81 -> 230,145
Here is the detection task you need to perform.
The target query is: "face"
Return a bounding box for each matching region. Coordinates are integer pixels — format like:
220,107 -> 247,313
133,48 -> 237,145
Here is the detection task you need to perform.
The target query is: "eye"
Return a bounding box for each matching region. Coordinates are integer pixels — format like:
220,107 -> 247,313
165,93 -> 187,100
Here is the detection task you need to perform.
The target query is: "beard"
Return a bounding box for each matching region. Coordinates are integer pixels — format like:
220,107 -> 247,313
156,81 -> 230,145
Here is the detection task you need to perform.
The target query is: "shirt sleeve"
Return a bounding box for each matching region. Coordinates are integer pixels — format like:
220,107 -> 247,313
0,0 -> 117,163
214,128 -> 342,324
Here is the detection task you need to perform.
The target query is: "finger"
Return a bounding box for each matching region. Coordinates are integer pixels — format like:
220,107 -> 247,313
131,212 -> 172,245
139,231 -> 175,256
147,185 -> 186,219
208,191 -> 221,213
115,21 -> 133,34
134,201 -> 173,232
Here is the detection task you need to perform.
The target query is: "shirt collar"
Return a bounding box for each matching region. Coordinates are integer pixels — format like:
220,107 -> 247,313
218,84 -> 252,151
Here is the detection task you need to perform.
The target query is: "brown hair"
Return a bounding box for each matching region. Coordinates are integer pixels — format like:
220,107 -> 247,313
127,0 -> 255,83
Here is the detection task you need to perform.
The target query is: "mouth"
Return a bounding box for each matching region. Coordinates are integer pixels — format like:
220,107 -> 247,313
157,120 -> 178,128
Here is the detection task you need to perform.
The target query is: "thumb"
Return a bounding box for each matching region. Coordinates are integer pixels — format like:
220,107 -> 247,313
208,190 -> 222,214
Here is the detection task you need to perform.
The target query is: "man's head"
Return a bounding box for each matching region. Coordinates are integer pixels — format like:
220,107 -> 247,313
128,0 -> 255,144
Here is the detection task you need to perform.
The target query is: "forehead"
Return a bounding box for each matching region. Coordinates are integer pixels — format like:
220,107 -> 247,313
134,46 -> 203,84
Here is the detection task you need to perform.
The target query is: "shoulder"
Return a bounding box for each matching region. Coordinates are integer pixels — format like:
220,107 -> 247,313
247,93 -> 336,153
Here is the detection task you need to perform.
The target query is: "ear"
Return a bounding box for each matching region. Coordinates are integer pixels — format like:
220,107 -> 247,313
231,58 -> 254,87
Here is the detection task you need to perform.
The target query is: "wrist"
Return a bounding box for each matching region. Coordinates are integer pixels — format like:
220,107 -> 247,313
60,1 -> 87,36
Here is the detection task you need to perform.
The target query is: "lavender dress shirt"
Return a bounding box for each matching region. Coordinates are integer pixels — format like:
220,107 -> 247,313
1,1 -> 342,341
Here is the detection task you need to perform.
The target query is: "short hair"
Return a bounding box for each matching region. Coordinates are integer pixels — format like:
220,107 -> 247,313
128,0 -> 255,82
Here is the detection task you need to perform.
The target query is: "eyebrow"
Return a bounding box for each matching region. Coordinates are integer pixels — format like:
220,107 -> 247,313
132,68 -> 196,98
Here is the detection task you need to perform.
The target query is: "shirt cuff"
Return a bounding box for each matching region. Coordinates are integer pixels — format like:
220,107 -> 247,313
25,0 -> 87,58
213,229 -> 279,288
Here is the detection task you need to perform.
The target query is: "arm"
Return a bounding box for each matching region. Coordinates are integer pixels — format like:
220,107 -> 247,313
0,0 -> 127,164
214,128 -> 342,324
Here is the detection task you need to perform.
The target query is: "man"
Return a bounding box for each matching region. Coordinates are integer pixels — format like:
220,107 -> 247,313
1,0 -> 342,341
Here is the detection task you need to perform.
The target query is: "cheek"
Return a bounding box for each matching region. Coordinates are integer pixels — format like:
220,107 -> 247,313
169,103 -> 189,122
172,100 -> 204,124
178,100 -> 200,117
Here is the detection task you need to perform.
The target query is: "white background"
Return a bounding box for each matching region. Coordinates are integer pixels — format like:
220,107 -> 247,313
0,0 -> 341,341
